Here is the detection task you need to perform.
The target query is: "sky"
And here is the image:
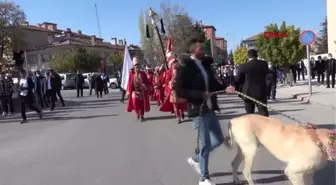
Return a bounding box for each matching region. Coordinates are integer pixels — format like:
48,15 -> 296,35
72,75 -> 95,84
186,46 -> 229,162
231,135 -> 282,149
15,0 -> 326,51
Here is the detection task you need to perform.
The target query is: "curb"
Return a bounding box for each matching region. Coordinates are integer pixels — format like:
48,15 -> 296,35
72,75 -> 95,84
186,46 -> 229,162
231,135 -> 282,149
289,93 -> 336,110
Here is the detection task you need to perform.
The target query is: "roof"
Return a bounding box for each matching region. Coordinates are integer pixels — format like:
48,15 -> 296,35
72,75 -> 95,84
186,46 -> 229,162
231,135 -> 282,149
216,37 -> 224,40
21,24 -> 103,40
201,25 -> 216,31
27,37 -> 140,52
243,32 -> 263,42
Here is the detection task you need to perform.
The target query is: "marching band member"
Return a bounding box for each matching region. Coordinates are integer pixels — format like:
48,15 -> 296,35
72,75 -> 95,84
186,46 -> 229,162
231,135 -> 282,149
145,64 -> 154,100
160,58 -> 186,123
126,57 -> 151,121
153,65 -> 165,106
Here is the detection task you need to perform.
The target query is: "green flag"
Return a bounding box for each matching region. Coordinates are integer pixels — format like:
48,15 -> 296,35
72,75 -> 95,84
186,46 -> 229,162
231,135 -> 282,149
204,39 -> 211,56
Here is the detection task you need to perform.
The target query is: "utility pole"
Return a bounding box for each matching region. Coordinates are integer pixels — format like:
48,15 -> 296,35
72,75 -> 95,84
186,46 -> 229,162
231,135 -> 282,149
94,4 -> 102,38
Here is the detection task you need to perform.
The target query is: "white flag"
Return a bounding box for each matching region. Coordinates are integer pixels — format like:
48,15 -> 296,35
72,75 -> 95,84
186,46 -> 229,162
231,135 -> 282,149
121,45 -> 132,90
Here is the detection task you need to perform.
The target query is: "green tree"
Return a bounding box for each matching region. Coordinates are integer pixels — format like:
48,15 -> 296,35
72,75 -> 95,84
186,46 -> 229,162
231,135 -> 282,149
50,47 -> 101,72
233,46 -> 248,65
256,21 -> 304,67
109,51 -> 124,71
0,2 -> 26,64
315,17 -> 328,54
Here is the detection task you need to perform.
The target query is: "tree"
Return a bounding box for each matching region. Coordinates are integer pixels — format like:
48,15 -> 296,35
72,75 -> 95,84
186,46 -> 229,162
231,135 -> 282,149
233,46 -> 248,65
138,2 -> 206,66
0,2 -> 26,64
50,47 -> 101,72
315,17 -> 328,54
256,21 -> 304,67
109,51 -> 124,71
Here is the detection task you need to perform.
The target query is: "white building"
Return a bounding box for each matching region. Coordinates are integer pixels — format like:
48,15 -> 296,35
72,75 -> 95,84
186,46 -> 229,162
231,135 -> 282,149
327,0 -> 336,53
241,33 -> 261,50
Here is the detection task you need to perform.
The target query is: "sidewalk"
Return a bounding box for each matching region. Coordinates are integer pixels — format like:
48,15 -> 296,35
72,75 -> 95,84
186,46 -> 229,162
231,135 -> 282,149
276,78 -> 336,109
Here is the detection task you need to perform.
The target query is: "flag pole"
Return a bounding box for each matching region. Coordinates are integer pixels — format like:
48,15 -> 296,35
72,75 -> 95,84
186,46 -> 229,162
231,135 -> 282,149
148,7 -> 168,70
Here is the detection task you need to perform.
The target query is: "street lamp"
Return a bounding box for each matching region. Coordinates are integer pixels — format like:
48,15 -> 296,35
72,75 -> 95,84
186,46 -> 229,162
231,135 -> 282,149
148,7 -> 167,69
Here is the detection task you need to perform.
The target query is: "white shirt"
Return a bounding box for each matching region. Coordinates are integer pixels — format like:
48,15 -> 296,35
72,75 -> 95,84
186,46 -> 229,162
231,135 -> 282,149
47,77 -> 52,90
191,56 -> 212,109
19,78 -> 28,96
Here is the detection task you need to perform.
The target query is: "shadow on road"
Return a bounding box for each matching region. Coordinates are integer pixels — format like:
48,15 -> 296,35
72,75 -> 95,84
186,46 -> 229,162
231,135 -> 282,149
211,170 -> 286,185
0,113 -> 118,124
145,115 -> 176,121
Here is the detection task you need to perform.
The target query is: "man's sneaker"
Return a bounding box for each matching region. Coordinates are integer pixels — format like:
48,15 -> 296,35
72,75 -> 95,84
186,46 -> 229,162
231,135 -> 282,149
2,112 -> 7,117
199,179 -> 216,185
187,157 -> 201,174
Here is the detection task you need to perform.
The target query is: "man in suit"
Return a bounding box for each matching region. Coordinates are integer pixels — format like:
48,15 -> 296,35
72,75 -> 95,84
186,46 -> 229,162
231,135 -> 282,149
19,70 -> 42,124
316,56 -> 325,85
50,69 -> 65,106
235,49 -> 269,116
33,70 -> 45,108
175,39 -> 232,185
43,71 -> 57,111
325,53 -> 336,88
75,70 -> 84,97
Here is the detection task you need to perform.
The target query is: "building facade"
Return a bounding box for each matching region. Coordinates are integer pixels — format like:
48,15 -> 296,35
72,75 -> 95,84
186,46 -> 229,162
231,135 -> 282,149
241,33 -> 261,50
327,0 -> 336,53
18,22 -> 143,72
202,25 -> 228,64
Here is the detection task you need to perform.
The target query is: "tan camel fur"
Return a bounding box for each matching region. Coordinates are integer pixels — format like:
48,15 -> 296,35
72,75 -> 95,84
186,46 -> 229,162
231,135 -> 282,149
224,114 -> 335,185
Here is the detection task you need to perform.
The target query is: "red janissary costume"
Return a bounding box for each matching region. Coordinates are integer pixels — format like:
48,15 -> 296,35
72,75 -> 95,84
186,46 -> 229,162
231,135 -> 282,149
152,66 -> 165,106
145,65 -> 154,100
159,58 -> 186,123
126,57 -> 151,121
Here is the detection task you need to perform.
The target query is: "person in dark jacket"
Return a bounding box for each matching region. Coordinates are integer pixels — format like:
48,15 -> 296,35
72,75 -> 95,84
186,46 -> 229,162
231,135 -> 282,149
175,39 -> 231,185
75,70 -> 84,97
18,70 -> 42,124
33,70 -> 45,108
89,74 -> 95,95
50,69 -> 65,106
235,49 -> 269,116
325,53 -> 336,88
95,75 -> 104,98
266,64 -> 277,100
42,71 -> 58,111
316,56 -> 325,85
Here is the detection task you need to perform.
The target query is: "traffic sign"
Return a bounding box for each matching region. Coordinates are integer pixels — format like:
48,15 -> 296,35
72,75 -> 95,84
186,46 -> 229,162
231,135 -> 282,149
299,30 -> 317,46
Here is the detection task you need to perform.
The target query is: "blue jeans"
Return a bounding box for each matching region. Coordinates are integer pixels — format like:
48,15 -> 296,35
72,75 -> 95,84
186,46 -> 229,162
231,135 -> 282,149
192,111 -> 224,179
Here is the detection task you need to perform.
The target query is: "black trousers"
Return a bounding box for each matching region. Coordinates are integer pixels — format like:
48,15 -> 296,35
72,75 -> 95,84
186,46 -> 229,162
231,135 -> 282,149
121,89 -> 126,101
89,83 -> 95,95
326,72 -> 335,87
1,95 -> 13,113
76,87 -> 83,97
97,90 -> 103,98
20,95 -> 41,120
34,92 -> 45,108
267,82 -> 277,100
56,89 -> 65,106
103,83 -> 109,94
317,72 -> 325,83
292,72 -> 297,83
46,90 -> 56,110
244,99 -> 269,117
297,70 -> 305,81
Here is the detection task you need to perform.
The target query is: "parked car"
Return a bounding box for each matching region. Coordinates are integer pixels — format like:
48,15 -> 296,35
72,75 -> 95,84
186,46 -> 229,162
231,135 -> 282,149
107,78 -> 119,89
59,73 -> 75,89
82,73 -> 93,89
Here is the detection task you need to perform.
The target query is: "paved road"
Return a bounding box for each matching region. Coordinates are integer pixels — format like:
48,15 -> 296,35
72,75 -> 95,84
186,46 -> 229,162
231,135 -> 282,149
0,90 -> 334,185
